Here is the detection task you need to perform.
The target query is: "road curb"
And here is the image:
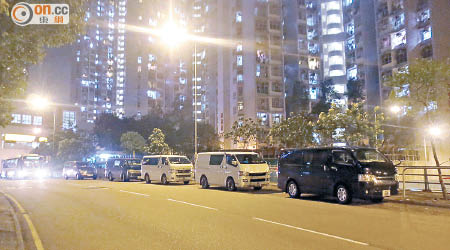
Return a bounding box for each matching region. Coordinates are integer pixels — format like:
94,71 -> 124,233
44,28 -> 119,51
385,198 -> 450,209
0,192 -> 25,250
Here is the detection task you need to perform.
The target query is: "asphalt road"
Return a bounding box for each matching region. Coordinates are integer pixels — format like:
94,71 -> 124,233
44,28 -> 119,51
1,179 -> 449,250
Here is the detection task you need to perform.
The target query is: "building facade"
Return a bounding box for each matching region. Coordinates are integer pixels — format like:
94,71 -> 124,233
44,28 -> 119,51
374,0 -> 450,102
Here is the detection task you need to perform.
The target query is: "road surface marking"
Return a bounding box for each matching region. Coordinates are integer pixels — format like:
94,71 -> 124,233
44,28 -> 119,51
167,198 -> 218,211
2,192 -> 45,250
253,217 -> 369,246
119,190 -> 150,197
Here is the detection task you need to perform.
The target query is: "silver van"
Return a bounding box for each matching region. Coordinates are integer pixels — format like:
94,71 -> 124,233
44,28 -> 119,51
141,155 -> 194,184
195,152 -> 270,191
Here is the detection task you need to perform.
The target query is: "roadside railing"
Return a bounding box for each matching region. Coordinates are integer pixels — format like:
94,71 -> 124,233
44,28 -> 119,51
400,166 -> 450,199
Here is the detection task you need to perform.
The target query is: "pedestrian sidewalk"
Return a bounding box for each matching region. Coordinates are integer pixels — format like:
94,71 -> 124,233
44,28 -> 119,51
385,190 -> 450,208
0,192 -> 24,250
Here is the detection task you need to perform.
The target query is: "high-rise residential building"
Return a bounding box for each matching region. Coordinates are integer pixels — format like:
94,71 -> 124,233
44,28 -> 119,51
209,0 -> 285,148
283,0 -> 322,115
342,0 -> 380,107
374,0 -> 450,102
71,0 -> 125,129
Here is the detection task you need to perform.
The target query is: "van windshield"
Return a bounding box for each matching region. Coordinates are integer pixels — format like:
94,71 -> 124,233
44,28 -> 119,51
168,157 -> 191,164
236,154 -> 266,164
353,149 -> 389,163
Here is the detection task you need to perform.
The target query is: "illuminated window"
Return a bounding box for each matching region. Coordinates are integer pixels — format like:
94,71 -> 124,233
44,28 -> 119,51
272,114 -> 282,124
236,44 -> 242,52
334,84 -> 345,94
327,14 -> 341,24
346,21 -> 354,35
63,111 -> 76,129
11,114 -> 21,123
22,115 -> 32,125
420,26 -> 432,41
33,116 -> 43,126
237,55 -> 243,66
309,72 -> 318,84
329,55 -> 343,65
330,70 -> 344,77
236,12 -> 242,22
308,57 -> 319,70
309,87 -> 317,99
329,42 -> 343,52
326,1 -> 340,10
137,57 -> 142,64
147,90 -> 159,99
347,66 -> 357,80
343,0 -> 353,7
390,29 -> 406,49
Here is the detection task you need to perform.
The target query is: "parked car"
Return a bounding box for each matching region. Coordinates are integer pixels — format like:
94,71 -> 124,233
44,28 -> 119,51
105,158 -> 141,182
195,152 -> 270,191
277,147 -> 399,204
141,155 -> 194,184
63,161 -> 97,180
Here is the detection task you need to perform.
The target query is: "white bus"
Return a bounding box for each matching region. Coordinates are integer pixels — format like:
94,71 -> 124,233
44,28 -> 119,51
0,154 -> 49,179
195,152 -> 270,191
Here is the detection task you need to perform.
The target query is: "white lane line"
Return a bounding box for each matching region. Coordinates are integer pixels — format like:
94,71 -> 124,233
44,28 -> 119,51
167,198 -> 218,211
119,190 -> 150,197
253,217 -> 369,246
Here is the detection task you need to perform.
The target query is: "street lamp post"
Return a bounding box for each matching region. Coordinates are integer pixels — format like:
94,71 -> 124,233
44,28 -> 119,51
27,94 -> 56,153
159,21 -> 198,160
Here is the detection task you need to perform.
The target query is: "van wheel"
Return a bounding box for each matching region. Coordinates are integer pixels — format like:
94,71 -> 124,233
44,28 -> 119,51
145,174 -> 151,184
370,197 -> 384,203
287,181 -> 300,198
253,186 -> 262,191
183,181 -> 189,185
336,184 -> 352,204
108,173 -> 113,181
226,177 -> 236,191
161,174 -> 168,185
200,176 -> 209,189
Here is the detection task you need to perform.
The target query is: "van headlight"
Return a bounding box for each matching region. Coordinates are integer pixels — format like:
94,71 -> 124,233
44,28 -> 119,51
36,169 -> 49,178
358,174 -> 376,182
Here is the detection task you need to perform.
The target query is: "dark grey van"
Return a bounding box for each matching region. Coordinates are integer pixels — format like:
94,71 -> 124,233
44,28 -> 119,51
277,147 -> 399,204
105,158 -> 141,182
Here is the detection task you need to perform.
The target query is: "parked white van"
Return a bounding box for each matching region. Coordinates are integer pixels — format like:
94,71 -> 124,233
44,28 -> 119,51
195,152 -> 270,191
141,155 -> 194,184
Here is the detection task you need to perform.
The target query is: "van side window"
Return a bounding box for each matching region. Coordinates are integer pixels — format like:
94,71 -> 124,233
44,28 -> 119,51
226,155 -> 237,166
114,160 -> 121,167
312,150 -> 330,165
143,158 -> 158,165
332,151 -> 354,165
304,151 -> 313,164
284,151 -> 303,164
209,155 -> 223,165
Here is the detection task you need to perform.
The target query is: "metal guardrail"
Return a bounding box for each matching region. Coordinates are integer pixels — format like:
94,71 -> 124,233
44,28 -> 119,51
401,166 -> 450,199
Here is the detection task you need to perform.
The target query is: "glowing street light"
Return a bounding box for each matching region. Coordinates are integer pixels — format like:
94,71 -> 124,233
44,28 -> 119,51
428,126 -> 442,137
32,127 -> 42,135
390,105 -> 401,114
27,94 -> 50,110
159,21 -> 188,47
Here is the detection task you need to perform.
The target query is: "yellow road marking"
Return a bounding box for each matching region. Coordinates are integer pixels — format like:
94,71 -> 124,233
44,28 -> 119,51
2,192 -> 45,250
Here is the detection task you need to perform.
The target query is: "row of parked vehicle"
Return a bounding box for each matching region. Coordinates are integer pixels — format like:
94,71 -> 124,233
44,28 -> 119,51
61,146 -> 400,204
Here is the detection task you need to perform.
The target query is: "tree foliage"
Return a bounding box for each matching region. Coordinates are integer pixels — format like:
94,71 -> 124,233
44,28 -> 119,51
144,128 -> 172,155
120,131 -> 146,155
270,113 -> 315,148
224,118 -> 263,148
0,0 -> 87,127
315,102 -> 384,147
311,79 -> 339,115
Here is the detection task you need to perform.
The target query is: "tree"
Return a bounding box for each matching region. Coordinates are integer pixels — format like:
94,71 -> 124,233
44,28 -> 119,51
346,79 -> 365,104
0,0 -> 87,127
270,112 -> 315,148
387,59 -> 450,199
224,117 -> 262,149
197,123 -> 221,152
144,128 -> 172,155
120,131 -> 146,156
33,130 -> 94,164
311,79 -> 339,115
93,113 -> 131,150
315,102 -> 384,147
